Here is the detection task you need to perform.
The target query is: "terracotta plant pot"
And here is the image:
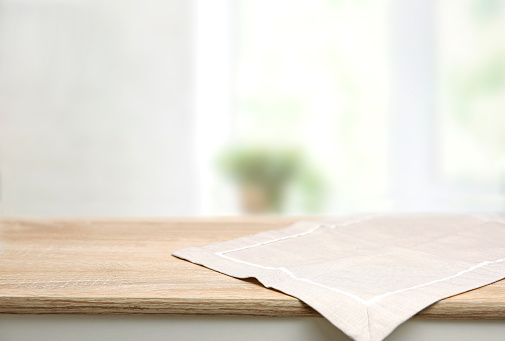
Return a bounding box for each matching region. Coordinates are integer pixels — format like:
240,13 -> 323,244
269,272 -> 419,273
239,182 -> 285,214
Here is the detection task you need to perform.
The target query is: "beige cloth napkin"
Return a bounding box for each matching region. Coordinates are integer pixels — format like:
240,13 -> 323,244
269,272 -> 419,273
173,214 -> 505,341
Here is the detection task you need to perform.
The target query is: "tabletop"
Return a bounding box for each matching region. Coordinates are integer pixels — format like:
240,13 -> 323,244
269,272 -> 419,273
1,217 -> 504,318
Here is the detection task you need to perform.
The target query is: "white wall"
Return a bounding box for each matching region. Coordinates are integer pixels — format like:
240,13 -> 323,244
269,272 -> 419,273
0,0 -> 197,216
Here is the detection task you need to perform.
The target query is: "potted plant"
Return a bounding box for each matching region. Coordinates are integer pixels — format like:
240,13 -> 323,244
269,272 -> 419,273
219,147 -> 324,213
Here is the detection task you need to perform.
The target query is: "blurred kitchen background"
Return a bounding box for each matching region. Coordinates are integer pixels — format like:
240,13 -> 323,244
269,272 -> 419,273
0,0 -> 504,216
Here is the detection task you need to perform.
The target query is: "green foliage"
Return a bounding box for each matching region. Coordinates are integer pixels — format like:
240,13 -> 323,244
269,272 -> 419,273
218,147 -> 326,213
218,147 -> 302,186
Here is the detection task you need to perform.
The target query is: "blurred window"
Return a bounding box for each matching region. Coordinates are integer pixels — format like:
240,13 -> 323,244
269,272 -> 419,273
199,0 -> 505,214
437,0 -> 505,201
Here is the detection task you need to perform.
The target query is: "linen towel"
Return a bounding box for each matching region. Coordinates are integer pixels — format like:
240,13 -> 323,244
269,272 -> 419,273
173,214 -> 505,341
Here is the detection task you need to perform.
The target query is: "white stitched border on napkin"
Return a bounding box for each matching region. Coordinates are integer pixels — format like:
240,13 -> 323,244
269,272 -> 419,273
216,214 -> 505,307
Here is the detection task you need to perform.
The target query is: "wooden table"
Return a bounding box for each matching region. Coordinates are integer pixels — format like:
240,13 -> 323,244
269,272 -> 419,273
1,218 -> 504,340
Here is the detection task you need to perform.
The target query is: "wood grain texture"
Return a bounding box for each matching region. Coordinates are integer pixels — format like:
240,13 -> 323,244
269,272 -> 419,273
0,217 -> 504,319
